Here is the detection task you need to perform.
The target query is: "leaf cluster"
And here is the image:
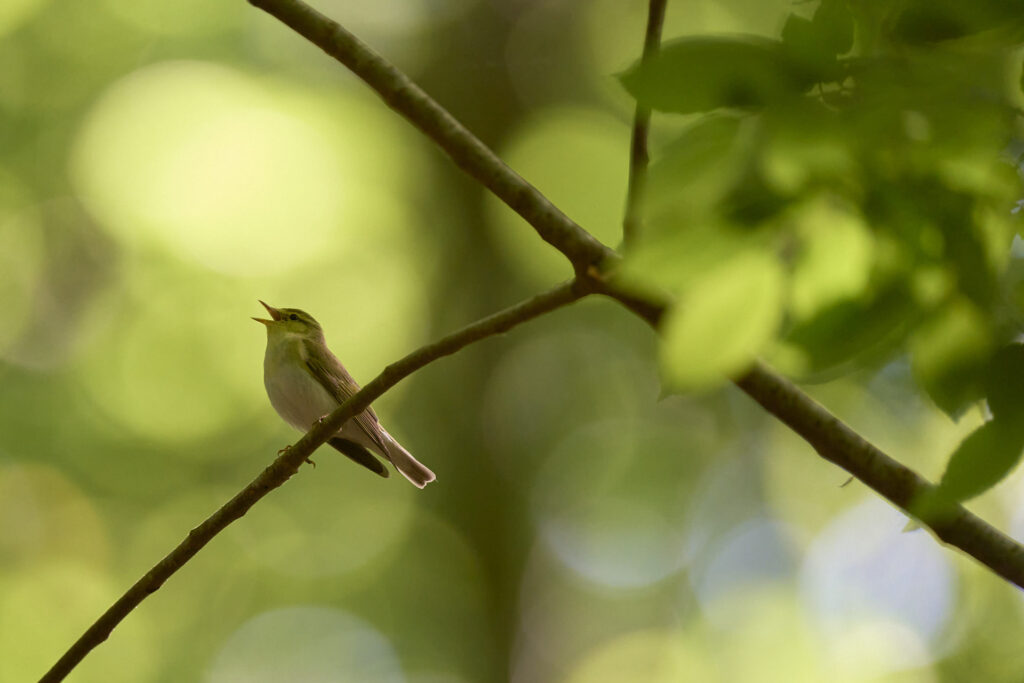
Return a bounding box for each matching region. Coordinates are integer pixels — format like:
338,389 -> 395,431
618,0 -> 1024,500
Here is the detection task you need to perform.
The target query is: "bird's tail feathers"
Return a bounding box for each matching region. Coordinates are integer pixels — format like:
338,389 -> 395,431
384,437 -> 436,489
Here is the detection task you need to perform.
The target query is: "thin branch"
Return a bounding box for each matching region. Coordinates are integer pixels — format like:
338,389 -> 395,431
607,294 -> 1024,586
733,363 -> 1024,586
40,280 -> 589,683
622,0 -> 668,248
246,0 -> 1024,590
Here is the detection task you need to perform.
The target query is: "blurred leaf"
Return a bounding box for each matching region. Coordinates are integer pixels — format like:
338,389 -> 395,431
723,162 -> 792,225
643,114 -> 746,222
812,0 -> 855,55
892,0 -> 1024,44
984,343 -> 1024,421
935,419 -> 1024,503
620,37 -> 808,115
660,251 -> 784,391
781,283 -> 916,377
755,99 -> 855,196
618,221 -> 772,299
788,197 -> 874,321
909,298 -> 993,417
780,0 -> 853,84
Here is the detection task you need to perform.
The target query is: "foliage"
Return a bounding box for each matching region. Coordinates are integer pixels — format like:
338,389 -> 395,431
619,0 -> 1024,500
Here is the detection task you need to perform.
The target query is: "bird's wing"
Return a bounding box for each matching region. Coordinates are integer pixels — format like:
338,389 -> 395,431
303,339 -> 388,453
328,437 -> 389,478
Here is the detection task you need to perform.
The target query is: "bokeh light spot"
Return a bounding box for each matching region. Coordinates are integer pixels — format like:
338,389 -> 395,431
227,452 -> 415,579
691,518 -> 801,623
71,61 -> 352,275
0,0 -> 46,37
0,563 -> 155,682
208,606 -> 404,683
487,107 -> 629,284
532,419 -> 692,588
801,499 -> 954,673
74,263 -> 261,445
564,628 -> 718,683
100,0 -> 239,36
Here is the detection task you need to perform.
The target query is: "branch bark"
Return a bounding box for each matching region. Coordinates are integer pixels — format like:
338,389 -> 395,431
247,0 -> 1024,588
40,280 -> 588,683
622,0 -> 667,247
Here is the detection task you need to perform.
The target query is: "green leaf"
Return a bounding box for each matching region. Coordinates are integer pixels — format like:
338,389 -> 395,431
984,343 -> 1024,421
779,3 -> 850,84
812,0 -> 855,55
788,197 -> 874,321
660,251 -> 785,391
935,419 -> 1024,503
892,0 -> 1024,44
781,283 -> 916,377
755,100 -> 854,196
909,298 -> 992,417
618,220 -> 775,300
643,115 -> 745,222
620,37 -> 808,115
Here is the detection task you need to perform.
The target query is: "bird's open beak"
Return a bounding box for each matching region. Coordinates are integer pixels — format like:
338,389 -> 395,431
252,300 -> 283,325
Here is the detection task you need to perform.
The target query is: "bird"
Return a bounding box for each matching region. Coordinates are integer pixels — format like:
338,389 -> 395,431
253,300 -> 435,488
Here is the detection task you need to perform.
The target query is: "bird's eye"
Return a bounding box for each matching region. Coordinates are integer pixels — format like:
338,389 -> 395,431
289,314 -> 298,321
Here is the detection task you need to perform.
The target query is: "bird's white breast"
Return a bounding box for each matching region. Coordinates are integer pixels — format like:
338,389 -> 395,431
263,335 -> 339,432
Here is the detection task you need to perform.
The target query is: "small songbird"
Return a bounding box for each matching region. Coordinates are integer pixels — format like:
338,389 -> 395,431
253,301 -> 435,488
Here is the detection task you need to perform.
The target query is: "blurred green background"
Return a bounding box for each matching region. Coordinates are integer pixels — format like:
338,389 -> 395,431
3,0 -> 1024,681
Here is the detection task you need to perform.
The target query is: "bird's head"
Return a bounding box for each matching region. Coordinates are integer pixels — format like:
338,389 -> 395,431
253,301 -> 324,341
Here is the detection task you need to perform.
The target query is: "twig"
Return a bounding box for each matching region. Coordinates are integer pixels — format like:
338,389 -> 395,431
244,0 -> 1024,590
622,0 -> 668,247
40,280 -> 589,683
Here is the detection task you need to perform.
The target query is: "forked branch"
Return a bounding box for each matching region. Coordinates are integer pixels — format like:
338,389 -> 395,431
40,280 -> 589,683
247,0 -> 1024,588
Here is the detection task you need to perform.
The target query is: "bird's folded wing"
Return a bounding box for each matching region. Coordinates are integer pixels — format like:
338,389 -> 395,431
328,437 -> 389,477
303,339 -> 388,453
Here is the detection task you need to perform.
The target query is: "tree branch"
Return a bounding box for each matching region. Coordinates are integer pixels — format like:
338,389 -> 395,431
40,280 -> 589,683
622,0 -> 667,247
734,363 -> 1024,586
246,0 -> 1024,589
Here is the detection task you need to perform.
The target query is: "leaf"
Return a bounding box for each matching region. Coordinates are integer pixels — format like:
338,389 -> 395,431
659,251 -> 785,391
755,99 -> 854,195
781,283 -> 916,377
643,114 -> 745,221
617,216 -> 782,303
620,37 -> 808,115
935,419 -> 1024,503
779,2 -> 850,85
812,0 -> 855,55
788,197 -> 874,321
984,343 -> 1024,421
892,0 -> 1024,44
909,298 -> 992,417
